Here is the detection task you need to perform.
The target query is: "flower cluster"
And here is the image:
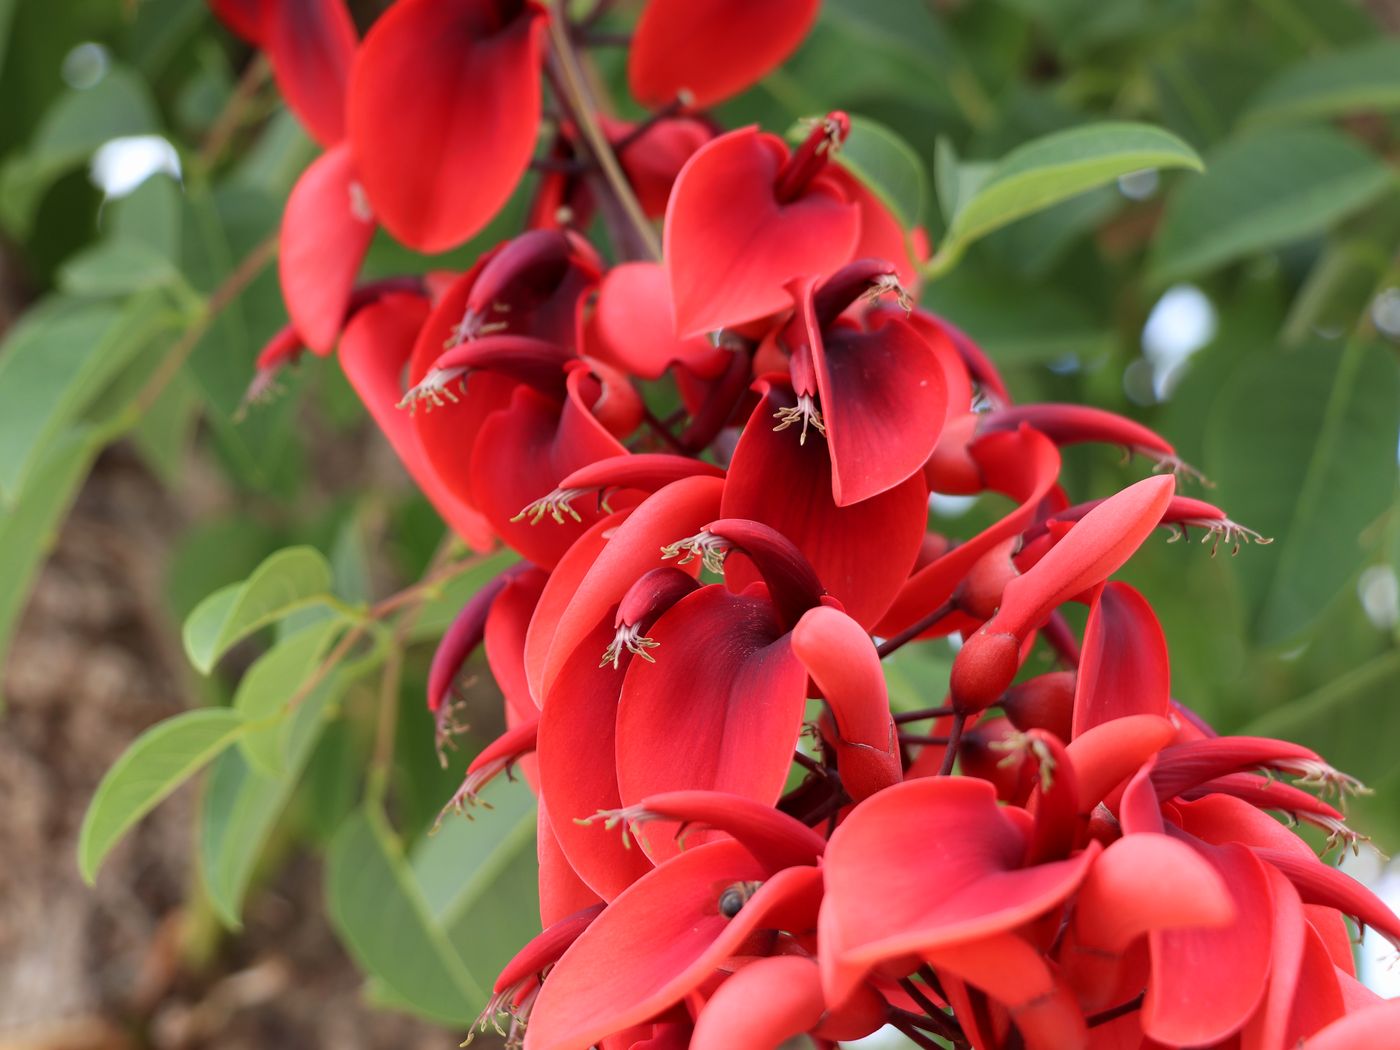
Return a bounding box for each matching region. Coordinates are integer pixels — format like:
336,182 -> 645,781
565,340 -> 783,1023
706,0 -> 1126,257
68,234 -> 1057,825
221,1 -> 1400,1047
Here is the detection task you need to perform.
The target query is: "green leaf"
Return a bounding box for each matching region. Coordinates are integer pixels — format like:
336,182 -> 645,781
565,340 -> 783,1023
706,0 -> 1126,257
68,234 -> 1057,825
22,65 -> 160,182
1242,650 -> 1400,792
936,122 -> 1202,268
0,426 -> 106,702
79,707 -> 247,883
834,115 -> 927,228
1246,40 -> 1400,126
0,294 -> 167,505
1149,127 -> 1395,284
58,237 -> 183,297
934,138 -> 991,225
182,546 -> 335,674
200,669 -> 344,926
1205,336 -> 1400,645
326,808 -> 483,1024
234,618 -> 344,776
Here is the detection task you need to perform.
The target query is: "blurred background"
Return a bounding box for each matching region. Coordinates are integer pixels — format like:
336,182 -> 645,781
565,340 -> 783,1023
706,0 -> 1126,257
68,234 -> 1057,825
1,0 -> 1398,1046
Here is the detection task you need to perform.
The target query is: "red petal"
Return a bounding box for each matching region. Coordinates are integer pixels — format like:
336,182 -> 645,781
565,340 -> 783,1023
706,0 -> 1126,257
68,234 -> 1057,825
1293,996 -> 1400,1050
1143,842 -> 1273,1046
664,128 -> 859,337
1064,714 -> 1176,811
619,790 -> 826,874
278,143 -> 375,352
722,385 -> 927,629
790,605 -> 900,802
539,621 -> 655,900
691,956 -> 825,1050
615,586 -> 809,860
530,475 -> 724,701
524,841 -> 818,1050
427,569 -> 514,711
1071,582 -> 1170,736
877,426 -> 1061,636
265,0 -> 357,148
486,567 -> 550,721
348,0 -> 547,251
210,0 -> 264,43
820,777 -> 1095,1005
336,293 -> 495,548
628,0 -> 819,108
800,304 -> 948,507
587,262 -> 728,380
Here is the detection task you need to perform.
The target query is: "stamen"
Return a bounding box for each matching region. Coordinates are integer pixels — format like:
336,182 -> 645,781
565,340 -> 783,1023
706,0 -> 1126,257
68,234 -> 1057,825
444,305 -> 510,349
1167,516 -> 1273,557
433,691 -> 473,769
599,622 -> 660,669
660,530 -> 731,575
1312,815 -> 1375,859
511,487 -> 590,525
1281,759 -> 1372,808
575,804 -> 647,848
396,367 -> 468,411
432,758 -> 511,833
861,273 -> 914,314
465,978 -> 540,1048
989,731 -> 1057,793
1147,451 -> 1213,487
772,394 -> 827,445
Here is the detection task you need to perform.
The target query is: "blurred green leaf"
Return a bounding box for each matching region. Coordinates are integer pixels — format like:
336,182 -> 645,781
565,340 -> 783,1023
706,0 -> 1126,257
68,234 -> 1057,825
1206,337 -> 1400,645
0,293 -> 167,506
835,115 -> 927,227
234,617 -> 343,776
108,172 -> 182,259
1149,127 -> 1394,284
182,545 -> 335,674
936,122 -> 1202,269
0,425 -> 105,701
1246,39 -> 1400,125
934,137 -> 991,226
79,707 -> 247,883
327,807 -> 484,1024
58,236 -> 183,296
18,64 -> 159,184
200,665 -> 346,926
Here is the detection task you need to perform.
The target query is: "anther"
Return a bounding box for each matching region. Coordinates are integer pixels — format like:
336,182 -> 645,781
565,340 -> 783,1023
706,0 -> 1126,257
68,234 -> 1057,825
860,273 -> 914,314
397,367 -> 468,411
599,622 -> 660,669
772,394 -> 827,445
511,487 -> 590,525
660,530 -> 731,575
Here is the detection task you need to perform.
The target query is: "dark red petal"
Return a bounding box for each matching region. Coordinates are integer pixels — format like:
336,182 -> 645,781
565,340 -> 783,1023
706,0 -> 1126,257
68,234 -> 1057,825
278,143 -> 376,352
802,308 -> 949,507
664,129 -> 859,337
348,0 -> 547,251
336,293 -> 495,548
1071,582 -> 1170,737
427,569 -> 515,711
691,956 -> 825,1050
790,605 -> 900,802
524,841 -> 818,1050
617,790 -> 827,873
587,262 -> 729,380
210,0 -> 264,43
615,586 -> 808,861
628,0 -> 819,108
265,0 -> 357,148
703,517 -> 825,631
722,385 -> 927,630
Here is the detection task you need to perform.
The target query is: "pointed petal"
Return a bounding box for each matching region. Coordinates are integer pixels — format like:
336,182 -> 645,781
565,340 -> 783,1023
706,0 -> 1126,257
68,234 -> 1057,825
615,587 -> 809,861
722,385 -> 927,629
486,567 -> 550,721
336,293 -> 495,548
617,790 -> 826,873
664,129 -> 859,337
427,568 -> 515,711
1064,714 -> 1176,812
348,0 -> 547,251
539,621 -> 655,900
1071,582 -> 1170,737
278,143 -> 376,352
265,0 -> 357,148
691,956 -> 825,1050
790,605 -> 900,802
628,0 -> 819,108
524,841 -> 819,1050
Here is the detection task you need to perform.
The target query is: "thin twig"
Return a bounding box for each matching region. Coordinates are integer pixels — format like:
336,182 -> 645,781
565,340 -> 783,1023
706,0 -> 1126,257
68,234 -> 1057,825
894,704 -> 955,725
197,53 -> 273,172
938,713 -> 966,776
877,600 -> 955,658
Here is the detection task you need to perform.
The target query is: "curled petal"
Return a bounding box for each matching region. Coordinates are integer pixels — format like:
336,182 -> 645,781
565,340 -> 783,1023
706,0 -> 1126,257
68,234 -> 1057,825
588,262 -> 730,380
691,956 -> 825,1050
266,0 -> 357,148
1071,581 -> 1170,736
427,568 -> 516,712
